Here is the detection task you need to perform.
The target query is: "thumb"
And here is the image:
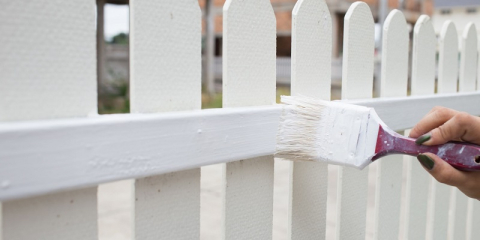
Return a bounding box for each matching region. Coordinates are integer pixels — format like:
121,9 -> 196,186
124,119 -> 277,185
417,153 -> 468,187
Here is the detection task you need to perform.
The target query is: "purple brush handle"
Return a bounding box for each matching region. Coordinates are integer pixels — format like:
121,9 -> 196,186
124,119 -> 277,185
372,126 -> 480,171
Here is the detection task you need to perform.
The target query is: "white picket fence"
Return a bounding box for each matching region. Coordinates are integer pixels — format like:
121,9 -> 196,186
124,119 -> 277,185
1,0 -> 480,239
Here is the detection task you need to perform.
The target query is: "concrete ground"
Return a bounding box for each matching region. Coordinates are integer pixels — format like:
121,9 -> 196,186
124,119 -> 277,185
97,159 -> 384,240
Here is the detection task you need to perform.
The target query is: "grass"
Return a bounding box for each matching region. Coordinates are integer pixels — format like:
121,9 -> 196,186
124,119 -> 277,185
99,85 -> 292,114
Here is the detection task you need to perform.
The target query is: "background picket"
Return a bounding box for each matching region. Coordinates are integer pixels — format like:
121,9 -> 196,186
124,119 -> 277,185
337,2 -> 374,239
428,20 -> 459,240
438,21 -> 459,94
223,0 -> 276,239
373,9 -> 408,240
451,22 -> 478,240
403,15 -> 436,240
469,199 -> 480,238
459,23 -> 478,92
289,0 -> 331,238
452,189 -> 469,239
130,0 -> 201,239
0,0 -> 97,239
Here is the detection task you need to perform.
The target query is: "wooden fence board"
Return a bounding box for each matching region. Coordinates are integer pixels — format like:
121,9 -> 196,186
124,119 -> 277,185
290,0 -> 331,238
450,23 -> 477,239
459,23 -> 478,92
428,20 -> 459,240
337,2 -> 374,239
0,1 -> 97,239
404,15 -> 436,240
373,9 -> 408,240
130,0 -> 201,239
438,21 -> 459,94
223,0 -> 276,239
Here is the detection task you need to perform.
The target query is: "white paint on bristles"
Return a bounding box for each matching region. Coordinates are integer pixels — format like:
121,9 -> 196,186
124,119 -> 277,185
276,96 -> 380,169
289,0 -> 331,238
373,9 -> 408,240
129,0 -> 202,239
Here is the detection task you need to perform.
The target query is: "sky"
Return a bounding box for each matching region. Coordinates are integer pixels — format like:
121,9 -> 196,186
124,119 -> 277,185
104,4 -> 129,41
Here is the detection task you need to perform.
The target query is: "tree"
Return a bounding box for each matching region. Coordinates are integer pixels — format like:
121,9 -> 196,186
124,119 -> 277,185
109,33 -> 128,44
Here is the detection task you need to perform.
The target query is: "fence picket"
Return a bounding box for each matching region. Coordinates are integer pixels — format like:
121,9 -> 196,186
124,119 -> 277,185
0,1 -> 97,239
451,189 -> 469,239
336,2 -> 374,239
459,23 -> 478,92
427,20 -> 459,240
130,0 -> 201,239
450,22 -> 478,240
289,0 -> 331,238
438,21 -> 459,94
373,9 -> 408,240
403,15 -> 436,240
469,199 -> 480,239
411,15 -> 436,96
223,0 -> 276,239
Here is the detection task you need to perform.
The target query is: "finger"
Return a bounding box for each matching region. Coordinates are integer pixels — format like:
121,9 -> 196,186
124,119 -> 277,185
417,153 -> 469,187
422,112 -> 480,146
409,107 -> 458,138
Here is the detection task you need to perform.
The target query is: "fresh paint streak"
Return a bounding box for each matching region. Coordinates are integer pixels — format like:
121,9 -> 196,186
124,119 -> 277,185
1,93 -> 480,201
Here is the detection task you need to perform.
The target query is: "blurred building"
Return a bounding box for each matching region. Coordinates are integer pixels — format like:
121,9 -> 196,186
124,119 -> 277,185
198,0 -> 433,58
431,0 -> 480,37
97,0 -> 436,91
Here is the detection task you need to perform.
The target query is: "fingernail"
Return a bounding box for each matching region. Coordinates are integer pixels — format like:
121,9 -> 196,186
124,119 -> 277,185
417,154 -> 434,170
415,134 -> 431,145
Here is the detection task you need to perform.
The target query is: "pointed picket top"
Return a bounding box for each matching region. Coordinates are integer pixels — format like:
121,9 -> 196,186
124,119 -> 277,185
291,0 -> 332,99
290,0 -> 331,238
459,22 -> 478,92
373,9 -> 409,240
223,0 -> 277,239
380,9 -> 409,97
438,21 -> 459,94
337,2 -> 374,240
341,1 -> 375,99
223,0 -> 276,107
411,15 -> 436,96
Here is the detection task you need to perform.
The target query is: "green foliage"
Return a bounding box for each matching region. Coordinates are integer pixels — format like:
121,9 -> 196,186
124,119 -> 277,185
108,33 -> 129,45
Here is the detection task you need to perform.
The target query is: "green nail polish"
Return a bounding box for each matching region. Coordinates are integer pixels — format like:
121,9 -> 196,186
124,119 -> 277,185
417,154 -> 434,170
415,134 -> 431,145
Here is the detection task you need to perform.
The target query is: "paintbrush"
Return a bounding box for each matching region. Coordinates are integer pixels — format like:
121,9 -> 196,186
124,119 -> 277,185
275,95 -> 480,171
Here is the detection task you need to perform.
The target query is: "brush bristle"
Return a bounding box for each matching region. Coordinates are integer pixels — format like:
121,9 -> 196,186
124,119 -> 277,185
275,95 -> 326,162
275,95 -> 379,169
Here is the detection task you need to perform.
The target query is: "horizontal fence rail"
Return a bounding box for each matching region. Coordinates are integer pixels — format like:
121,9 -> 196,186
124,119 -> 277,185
1,92 -> 480,201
